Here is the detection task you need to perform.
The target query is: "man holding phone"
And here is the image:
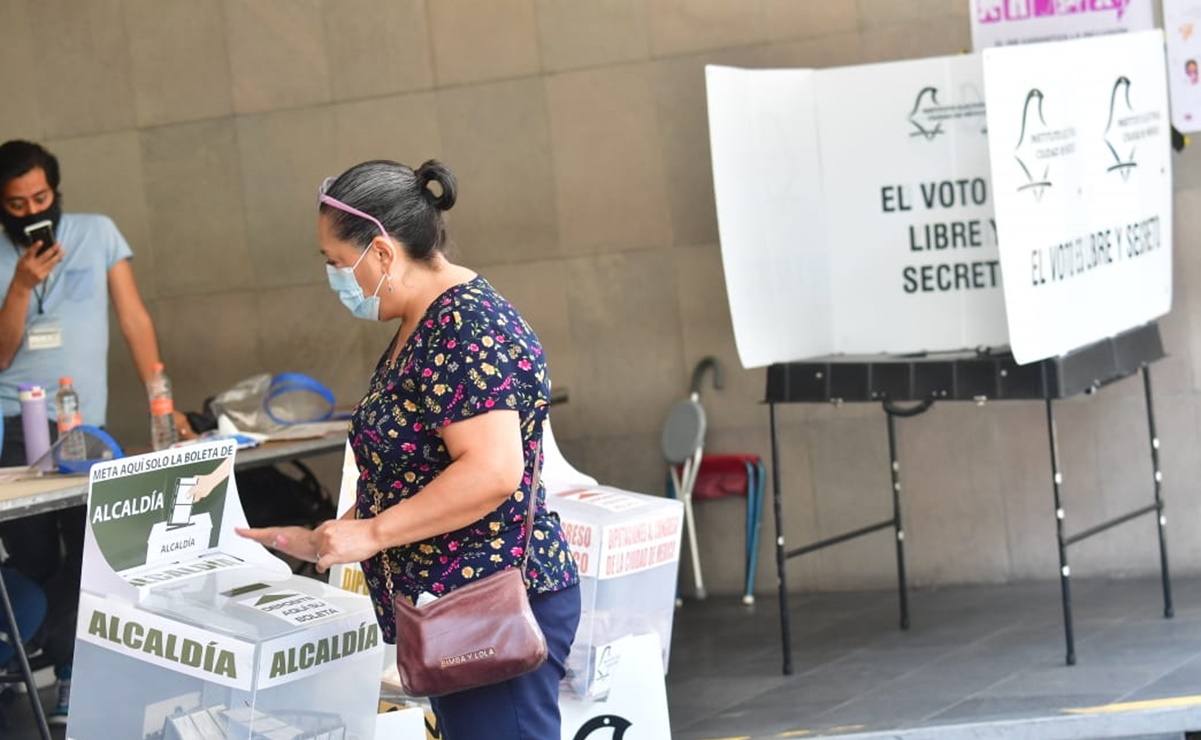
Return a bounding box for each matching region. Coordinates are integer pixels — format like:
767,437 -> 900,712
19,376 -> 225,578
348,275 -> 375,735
0,139 -> 173,724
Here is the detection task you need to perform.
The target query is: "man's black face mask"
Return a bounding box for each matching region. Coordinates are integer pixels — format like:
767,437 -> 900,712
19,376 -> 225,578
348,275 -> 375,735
0,194 -> 62,248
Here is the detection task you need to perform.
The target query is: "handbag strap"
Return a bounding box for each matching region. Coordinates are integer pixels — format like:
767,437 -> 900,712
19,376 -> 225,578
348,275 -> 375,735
518,439 -> 543,577
386,437 -> 545,599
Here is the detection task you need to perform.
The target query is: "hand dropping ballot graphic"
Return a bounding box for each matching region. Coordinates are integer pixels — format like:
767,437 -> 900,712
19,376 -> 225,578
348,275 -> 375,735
147,459 -> 231,564
79,441 -> 302,607
84,444 -> 255,581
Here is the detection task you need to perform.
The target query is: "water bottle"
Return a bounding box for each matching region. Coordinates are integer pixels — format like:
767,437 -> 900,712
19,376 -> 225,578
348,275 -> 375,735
55,377 -> 87,462
148,362 -> 178,451
18,383 -> 52,471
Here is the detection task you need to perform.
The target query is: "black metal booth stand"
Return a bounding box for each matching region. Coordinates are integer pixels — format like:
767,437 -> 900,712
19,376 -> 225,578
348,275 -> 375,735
765,322 -> 1173,674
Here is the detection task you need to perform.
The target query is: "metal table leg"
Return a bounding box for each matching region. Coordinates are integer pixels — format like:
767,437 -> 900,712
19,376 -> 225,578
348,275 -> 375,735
769,403 -> 793,675
1046,398 -> 1076,666
1142,366 -> 1174,620
0,571 -> 51,740
885,410 -> 910,631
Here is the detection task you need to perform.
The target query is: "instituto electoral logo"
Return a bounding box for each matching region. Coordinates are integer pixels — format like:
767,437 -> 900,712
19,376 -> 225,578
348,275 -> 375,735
1013,88 -> 1076,201
907,86 -> 987,141
1103,75 -> 1160,181
909,87 -> 945,140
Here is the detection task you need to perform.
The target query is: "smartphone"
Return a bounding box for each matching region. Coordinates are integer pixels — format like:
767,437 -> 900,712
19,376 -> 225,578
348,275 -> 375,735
23,220 -> 55,255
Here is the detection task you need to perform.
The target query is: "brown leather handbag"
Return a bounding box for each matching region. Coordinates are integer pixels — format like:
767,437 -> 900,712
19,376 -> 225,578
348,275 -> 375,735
392,445 -> 548,697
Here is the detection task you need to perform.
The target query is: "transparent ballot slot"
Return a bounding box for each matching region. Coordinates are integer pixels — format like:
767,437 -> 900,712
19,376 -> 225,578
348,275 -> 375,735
70,566 -> 382,740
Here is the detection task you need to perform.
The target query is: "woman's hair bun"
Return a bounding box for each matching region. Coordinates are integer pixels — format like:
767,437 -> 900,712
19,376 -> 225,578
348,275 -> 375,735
415,160 -> 457,212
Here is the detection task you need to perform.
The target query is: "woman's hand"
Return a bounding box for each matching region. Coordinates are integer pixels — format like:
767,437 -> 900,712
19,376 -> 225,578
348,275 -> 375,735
235,525 -> 320,563
311,517 -> 384,573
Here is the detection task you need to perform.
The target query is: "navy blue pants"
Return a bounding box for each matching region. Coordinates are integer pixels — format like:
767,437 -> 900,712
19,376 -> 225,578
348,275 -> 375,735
430,584 -> 581,740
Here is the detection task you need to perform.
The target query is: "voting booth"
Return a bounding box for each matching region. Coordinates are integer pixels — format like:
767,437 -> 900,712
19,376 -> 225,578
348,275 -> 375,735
706,30 -> 1175,671
706,29 -> 1171,369
69,440 -> 383,740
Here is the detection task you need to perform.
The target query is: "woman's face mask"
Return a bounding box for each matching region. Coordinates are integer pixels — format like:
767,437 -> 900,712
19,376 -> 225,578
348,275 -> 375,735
318,179 -> 391,321
326,246 -> 387,321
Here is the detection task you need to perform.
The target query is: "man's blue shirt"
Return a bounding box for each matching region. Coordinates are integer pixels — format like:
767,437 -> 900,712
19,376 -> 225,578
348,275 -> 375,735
0,213 -> 133,425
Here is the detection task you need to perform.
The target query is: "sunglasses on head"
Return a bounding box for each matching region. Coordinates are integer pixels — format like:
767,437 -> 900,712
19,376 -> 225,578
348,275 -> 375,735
318,176 -> 388,240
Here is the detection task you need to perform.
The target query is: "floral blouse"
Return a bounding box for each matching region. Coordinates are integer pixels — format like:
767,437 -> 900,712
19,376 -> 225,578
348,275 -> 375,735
350,275 -> 578,641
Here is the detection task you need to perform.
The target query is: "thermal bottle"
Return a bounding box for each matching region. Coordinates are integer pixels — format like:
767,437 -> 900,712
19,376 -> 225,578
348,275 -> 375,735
18,383 -> 52,471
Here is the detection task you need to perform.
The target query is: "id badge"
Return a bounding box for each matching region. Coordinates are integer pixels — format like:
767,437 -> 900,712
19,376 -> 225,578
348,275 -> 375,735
27,322 -> 63,351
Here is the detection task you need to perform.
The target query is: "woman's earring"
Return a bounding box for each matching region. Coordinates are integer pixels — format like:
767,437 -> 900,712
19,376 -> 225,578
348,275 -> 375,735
386,274 -> 394,293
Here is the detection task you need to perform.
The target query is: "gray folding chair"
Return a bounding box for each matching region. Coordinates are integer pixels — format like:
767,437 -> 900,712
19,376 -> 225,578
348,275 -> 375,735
662,395 -> 707,600
660,358 -> 723,601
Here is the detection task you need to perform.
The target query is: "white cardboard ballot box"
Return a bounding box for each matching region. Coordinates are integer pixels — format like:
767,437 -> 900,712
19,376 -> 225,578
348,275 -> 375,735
551,486 -> 684,700
69,441 -> 383,740
391,633 -> 674,740
559,633 -> 672,740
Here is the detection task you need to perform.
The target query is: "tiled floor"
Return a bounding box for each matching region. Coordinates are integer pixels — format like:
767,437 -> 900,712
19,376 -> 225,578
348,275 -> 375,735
6,576 -> 1200,739
666,576 -> 1201,740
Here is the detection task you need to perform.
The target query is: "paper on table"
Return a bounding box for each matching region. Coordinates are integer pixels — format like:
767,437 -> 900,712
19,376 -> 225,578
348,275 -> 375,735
0,464 -> 41,484
263,420 -> 349,441
216,413 -> 347,442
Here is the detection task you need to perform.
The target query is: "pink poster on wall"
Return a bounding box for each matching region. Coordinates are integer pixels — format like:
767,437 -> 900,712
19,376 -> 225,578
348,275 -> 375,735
1165,0 -> 1201,133
971,0 -> 1154,49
